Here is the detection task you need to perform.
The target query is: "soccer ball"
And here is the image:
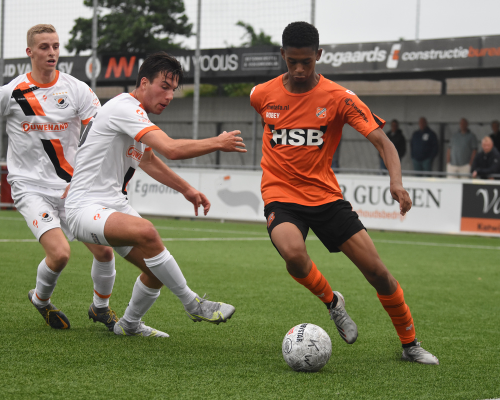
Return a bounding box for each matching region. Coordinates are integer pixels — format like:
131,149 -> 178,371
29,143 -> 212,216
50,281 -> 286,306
282,323 -> 332,372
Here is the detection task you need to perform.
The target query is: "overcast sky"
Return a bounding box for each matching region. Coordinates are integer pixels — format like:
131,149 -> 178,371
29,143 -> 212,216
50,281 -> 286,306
3,0 -> 500,58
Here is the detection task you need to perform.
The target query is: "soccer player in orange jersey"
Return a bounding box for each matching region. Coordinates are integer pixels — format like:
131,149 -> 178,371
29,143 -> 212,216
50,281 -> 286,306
0,25 -> 117,331
250,22 -> 438,364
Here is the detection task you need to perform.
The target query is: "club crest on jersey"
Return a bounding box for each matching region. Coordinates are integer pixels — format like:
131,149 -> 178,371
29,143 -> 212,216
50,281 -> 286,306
54,95 -> 69,109
269,124 -> 326,149
316,107 -> 327,118
38,211 -> 53,222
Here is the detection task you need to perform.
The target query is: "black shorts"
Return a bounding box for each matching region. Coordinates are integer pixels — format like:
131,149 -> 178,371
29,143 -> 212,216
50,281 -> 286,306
264,200 -> 366,253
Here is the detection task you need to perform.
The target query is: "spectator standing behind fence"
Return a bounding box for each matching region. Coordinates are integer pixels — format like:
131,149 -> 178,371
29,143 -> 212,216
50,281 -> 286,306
410,117 -> 438,172
446,118 -> 477,178
380,119 -> 406,170
471,136 -> 500,179
489,120 -> 500,152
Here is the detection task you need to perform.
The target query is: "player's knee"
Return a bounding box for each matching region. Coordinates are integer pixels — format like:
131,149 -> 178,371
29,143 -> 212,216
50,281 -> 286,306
49,248 -> 70,269
137,222 -> 162,248
93,246 -> 114,262
364,263 -> 392,287
283,247 -> 309,270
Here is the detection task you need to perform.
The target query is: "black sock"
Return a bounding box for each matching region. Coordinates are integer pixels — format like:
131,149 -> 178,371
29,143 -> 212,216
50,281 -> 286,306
402,339 -> 418,348
325,293 -> 338,309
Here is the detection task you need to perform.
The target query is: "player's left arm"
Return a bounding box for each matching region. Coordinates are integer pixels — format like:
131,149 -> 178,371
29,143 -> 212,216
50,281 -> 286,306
138,150 -> 210,216
367,128 -> 412,215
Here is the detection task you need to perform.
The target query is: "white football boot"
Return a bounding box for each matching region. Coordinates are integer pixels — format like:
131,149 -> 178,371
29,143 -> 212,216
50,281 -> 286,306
401,340 -> 439,365
113,319 -> 169,337
185,294 -> 235,325
328,291 -> 358,344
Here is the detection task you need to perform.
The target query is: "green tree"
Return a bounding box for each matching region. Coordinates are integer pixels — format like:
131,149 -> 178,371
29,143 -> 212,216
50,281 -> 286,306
66,0 -> 192,54
236,21 -> 279,47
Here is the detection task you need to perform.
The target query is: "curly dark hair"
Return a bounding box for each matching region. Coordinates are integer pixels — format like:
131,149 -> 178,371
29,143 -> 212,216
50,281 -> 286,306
136,51 -> 184,88
282,21 -> 319,51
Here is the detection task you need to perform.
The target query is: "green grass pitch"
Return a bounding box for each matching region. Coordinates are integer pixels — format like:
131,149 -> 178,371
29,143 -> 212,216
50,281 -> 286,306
0,209 -> 499,399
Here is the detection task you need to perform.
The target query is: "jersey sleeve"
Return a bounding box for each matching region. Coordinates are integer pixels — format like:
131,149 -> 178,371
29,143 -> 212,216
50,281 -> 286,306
108,100 -> 159,142
339,90 -> 385,137
249,84 -> 265,115
77,81 -> 101,125
0,83 -> 12,117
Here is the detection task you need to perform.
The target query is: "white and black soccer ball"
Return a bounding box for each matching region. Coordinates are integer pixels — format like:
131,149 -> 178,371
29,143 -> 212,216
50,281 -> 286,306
282,323 -> 332,372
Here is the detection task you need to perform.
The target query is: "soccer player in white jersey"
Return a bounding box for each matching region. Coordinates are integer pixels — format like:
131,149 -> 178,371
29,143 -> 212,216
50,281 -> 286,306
0,24 -> 118,331
65,52 -> 246,337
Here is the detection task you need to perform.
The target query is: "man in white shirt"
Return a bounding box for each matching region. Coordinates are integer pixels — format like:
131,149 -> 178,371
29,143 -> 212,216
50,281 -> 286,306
0,24 -> 117,331
66,52 -> 246,337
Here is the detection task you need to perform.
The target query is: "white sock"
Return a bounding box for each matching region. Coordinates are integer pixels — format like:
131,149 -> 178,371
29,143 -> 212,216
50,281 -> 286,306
144,248 -> 197,307
33,258 -> 60,307
91,257 -> 116,308
122,276 -> 160,324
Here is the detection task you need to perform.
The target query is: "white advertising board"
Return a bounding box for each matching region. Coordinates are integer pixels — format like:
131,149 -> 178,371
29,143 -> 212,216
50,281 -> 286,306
128,168 -> 266,222
129,168 -> 470,235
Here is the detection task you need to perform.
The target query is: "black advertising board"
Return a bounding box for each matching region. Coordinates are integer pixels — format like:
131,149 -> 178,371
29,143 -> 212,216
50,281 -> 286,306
461,183 -> 500,234
2,35 -> 500,86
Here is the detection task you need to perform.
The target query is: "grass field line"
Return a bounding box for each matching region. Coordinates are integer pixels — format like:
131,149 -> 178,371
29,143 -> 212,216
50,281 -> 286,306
0,216 -> 24,221
2,235 -> 500,251
154,225 -> 266,235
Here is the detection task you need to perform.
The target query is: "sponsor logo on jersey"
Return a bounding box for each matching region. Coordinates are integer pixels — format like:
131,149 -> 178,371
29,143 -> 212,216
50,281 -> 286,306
42,95 -> 47,102
266,104 -> 289,111
345,89 -> 356,95
38,211 -> 53,222
344,98 -> 368,123
269,124 -> 326,149
33,220 -> 38,228
316,107 -> 327,118
266,112 -> 280,119
21,122 -> 69,133
126,146 -> 144,162
267,212 -> 275,228
54,94 -> 69,109
136,109 -> 150,123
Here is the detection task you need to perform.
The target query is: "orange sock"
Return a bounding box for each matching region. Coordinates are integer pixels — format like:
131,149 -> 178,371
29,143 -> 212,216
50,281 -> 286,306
291,261 -> 334,304
377,282 -> 416,344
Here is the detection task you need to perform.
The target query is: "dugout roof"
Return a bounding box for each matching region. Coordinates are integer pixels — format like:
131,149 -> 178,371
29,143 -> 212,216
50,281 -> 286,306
3,35 -> 500,86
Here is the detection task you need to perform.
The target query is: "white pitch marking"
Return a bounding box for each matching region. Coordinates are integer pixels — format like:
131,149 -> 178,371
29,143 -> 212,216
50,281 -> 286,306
0,216 -> 24,221
155,225 -> 266,236
372,239 -> 500,251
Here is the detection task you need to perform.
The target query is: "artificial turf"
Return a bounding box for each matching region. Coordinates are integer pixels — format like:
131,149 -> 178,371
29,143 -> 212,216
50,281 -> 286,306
0,209 -> 499,399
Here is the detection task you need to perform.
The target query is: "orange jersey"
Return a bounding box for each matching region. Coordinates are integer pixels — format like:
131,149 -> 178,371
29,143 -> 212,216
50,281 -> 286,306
250,74 -> 385,206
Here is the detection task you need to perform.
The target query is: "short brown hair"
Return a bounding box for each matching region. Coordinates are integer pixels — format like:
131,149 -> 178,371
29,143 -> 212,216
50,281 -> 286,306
27,24 -> 57,47
136,51 -> 184,88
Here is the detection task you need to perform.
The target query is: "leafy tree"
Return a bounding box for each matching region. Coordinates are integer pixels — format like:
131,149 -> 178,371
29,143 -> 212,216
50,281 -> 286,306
236,21 -> 279,47
66,0 -> 192,54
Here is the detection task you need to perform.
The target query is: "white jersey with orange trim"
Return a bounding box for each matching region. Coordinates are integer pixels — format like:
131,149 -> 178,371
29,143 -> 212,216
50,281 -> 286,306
65,93 -> 158,210
0,71 -> 101,190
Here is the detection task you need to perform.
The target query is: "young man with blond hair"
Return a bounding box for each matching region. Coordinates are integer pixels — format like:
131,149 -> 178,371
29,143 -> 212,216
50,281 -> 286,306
0,24 -> 117,331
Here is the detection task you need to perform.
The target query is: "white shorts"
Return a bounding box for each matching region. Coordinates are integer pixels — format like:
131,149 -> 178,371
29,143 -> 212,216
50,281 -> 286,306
66,203 -> 141,258
11,182 -> 74,241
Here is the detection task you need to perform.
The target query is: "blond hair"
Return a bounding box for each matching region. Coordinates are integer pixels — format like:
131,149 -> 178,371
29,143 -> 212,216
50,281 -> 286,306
27,24 -> 57,47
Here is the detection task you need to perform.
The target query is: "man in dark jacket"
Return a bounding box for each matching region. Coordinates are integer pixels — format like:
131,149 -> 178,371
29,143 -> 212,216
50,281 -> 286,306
471,136 -> 500,179
380,119 -> 406,170
489,120 -> 500,152
411,117 -> 438,172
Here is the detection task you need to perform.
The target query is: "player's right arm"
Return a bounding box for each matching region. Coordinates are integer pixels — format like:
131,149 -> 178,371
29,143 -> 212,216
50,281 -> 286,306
138,149 -> 210,215
140,129 -> 246,160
